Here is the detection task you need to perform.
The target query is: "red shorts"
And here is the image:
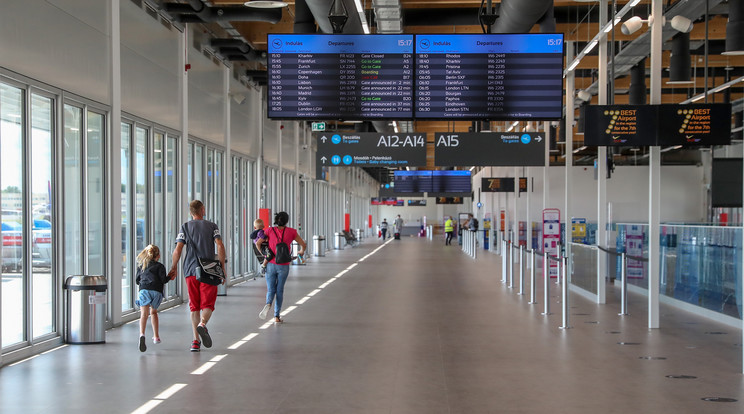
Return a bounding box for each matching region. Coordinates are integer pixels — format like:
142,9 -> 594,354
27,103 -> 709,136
186,276 -> 218,312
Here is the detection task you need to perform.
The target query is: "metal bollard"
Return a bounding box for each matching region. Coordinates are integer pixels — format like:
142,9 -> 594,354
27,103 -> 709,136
559,256 -> 571,329
619,252 -> 628,316
528,250 -> 537,304
555,244 -> 562,285
501,240 -> 507,284
541,253 -> 551,315
508,243 -> 514,288
518,245 -> 525,295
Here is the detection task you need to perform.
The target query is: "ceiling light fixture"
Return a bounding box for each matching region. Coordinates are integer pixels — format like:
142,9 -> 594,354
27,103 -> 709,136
244,1 -> 289,8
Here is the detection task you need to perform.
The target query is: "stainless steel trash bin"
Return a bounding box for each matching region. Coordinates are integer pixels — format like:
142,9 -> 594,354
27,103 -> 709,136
291,240 -> 305,265
313,235 -> 325,257
355,228 -> 362,242
334,232 -> 344,250
64,275 -> 107,344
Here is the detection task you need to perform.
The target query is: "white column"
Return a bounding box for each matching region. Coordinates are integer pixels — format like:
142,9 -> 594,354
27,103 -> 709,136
543,121 -> 550,212
108,0 -> 123,322
223,67 -> 231,280
277,122 -> 283,210
648,0 -> 663,329
514,166 -> 519,247
295,121 -> 301,230
596,0 -> 608,304
565,42 -> 575,267
179,29 -> 190,301
257,95 -> 264,209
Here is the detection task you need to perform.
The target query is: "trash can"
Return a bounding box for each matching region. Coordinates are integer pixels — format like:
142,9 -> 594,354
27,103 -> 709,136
64,275 -> 107,344
291,240 -> 305,265
313,235 -> 326,257
355,228 -> 362,242
334,232 -> 344,250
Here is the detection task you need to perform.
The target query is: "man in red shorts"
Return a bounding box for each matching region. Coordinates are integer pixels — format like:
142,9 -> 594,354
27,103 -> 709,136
168,200 -> 226,352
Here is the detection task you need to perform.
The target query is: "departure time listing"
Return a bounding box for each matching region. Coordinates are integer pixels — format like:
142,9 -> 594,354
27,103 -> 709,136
415,34 -> 564,119
268,34 -> 414,119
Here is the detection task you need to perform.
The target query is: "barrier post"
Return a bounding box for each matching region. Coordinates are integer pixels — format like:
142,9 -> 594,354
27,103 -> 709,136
541,253 -> 551,315
559,256 -> 571,329
555,243 -> 562,285
619,252 -> 629,316
508,243 -> 514,289
518,245 -> 525,295
528,250 -> 537,304
501,240 -> 507,284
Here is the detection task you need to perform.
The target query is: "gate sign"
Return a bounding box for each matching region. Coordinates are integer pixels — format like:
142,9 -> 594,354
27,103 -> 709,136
434,132 -> 545,167
315,132 -> 427,167
542,208 -> 560,278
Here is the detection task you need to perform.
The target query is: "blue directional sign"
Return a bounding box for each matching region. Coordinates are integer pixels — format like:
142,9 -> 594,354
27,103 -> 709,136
316,132 -> 427,167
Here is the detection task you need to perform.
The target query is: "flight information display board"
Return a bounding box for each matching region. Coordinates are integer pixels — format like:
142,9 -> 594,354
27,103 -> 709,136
415,34 -> 564,120
268,34 -> 414,119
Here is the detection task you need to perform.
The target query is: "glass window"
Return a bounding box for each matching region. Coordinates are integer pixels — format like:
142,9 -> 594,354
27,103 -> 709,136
215,151 -> 222,229
154,132 -> 164,264
232,157 -> 241,276
135,127 -> 148,263
1,84 -> 25,347
206,149 -> 213,220
121,122 -> 132,311
31,94 -> 54,339
195,145 -> 203,203
63,104 -> 82,281
86,111 -> 105,276
165,136 -> 178,298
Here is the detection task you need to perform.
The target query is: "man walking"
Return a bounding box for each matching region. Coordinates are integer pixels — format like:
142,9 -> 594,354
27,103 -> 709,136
169,200 -> 226,352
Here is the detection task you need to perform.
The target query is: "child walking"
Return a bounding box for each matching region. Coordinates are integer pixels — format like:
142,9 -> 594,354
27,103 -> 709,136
135,244 -> 173,352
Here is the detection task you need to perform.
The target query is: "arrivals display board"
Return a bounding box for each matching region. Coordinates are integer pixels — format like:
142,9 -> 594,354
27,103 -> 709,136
657,104 -> 732,146
393,170 -> 472,192
316,132 -> 427,167
434,132 -> 545,167
268,34 -> 414,119
414,34 -> 564,119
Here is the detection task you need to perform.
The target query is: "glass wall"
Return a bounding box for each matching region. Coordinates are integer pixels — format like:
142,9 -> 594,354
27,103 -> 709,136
63,105 -> 82,281
31,94 -> 54,339
86,112 -> 105,276
1,82 -> 56,348
165,136 -> 178,298
120,123 -> 132,310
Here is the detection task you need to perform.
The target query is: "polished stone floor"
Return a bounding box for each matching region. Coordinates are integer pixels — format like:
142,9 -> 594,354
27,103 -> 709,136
1,236 -> 743,413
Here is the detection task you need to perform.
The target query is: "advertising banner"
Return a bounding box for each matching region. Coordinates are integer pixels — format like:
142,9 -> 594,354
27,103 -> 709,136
625,225 -> 645,279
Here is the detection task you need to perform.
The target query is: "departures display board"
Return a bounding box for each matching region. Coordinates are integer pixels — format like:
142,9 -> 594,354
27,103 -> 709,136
267,34 -> 564,120
268,34 -> 414,119
415,34 -> 564,119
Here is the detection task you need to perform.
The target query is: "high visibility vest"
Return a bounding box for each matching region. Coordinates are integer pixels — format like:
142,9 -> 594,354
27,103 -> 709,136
444,219 -> 454,232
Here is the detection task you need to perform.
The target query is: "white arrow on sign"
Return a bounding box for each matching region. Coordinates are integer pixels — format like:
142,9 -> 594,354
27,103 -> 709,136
535,137 -> 542,142
321,136 -> 328,143
320,156 -> 327,164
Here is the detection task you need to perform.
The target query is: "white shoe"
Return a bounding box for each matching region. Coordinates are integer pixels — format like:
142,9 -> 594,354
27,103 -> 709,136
259,304 -> 271,320
152,337 -> 161,344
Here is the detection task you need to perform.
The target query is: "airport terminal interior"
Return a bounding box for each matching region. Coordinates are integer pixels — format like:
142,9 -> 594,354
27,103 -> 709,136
1,0 -> 744,412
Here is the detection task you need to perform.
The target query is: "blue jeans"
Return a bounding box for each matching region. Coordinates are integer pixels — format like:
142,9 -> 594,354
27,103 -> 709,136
265,263 -> 290,317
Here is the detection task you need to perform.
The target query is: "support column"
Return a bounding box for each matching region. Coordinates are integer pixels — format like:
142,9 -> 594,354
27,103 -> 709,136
108,0 -> 123,322
648,0 -> 662,329
597,0 -> 608,304
514,166 -> 519,248
565,41 -> 575,273
178,28 -> 190,301
223,66 -> 231,281
278,122 -> 283,210
543,121 -> 550,212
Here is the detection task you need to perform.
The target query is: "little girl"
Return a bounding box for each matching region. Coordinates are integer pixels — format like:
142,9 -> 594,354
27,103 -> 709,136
135,244 -> 172,352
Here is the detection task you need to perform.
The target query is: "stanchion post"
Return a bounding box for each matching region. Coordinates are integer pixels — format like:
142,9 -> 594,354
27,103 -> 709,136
528,249 -> 537,304
619,252 -> 628,316
508,243 -> 514,288
555,243 -> 562,285
518,245 -> 525,295
541,253 -> 551,315
559,256 -> 571,329
501,239 -> 507,283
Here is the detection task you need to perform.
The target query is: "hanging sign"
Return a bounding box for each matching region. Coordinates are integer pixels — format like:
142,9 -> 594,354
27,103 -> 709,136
657,104 -> 732,146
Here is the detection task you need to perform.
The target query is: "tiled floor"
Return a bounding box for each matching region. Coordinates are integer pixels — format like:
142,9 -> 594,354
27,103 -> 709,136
1,236 -> 743,413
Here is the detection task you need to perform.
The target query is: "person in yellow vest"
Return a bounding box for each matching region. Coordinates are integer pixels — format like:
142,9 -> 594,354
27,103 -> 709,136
444,216 -> 454,245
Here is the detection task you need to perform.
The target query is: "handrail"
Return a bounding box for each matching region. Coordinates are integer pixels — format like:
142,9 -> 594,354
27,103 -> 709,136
595,244 -> 647,262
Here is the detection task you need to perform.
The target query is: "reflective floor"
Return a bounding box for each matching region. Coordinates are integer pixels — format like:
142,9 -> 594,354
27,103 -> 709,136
1,236 -> 743,413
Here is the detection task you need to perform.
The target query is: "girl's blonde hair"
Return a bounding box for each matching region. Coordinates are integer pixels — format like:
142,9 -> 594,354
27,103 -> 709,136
136,244 -> 160,270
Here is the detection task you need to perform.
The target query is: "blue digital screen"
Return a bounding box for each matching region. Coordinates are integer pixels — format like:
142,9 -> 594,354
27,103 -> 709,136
415,33 -> 564,120
268,34 -> 414,119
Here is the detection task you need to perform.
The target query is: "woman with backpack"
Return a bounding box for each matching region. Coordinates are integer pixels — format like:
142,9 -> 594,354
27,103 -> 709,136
257,211 -> 307,323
